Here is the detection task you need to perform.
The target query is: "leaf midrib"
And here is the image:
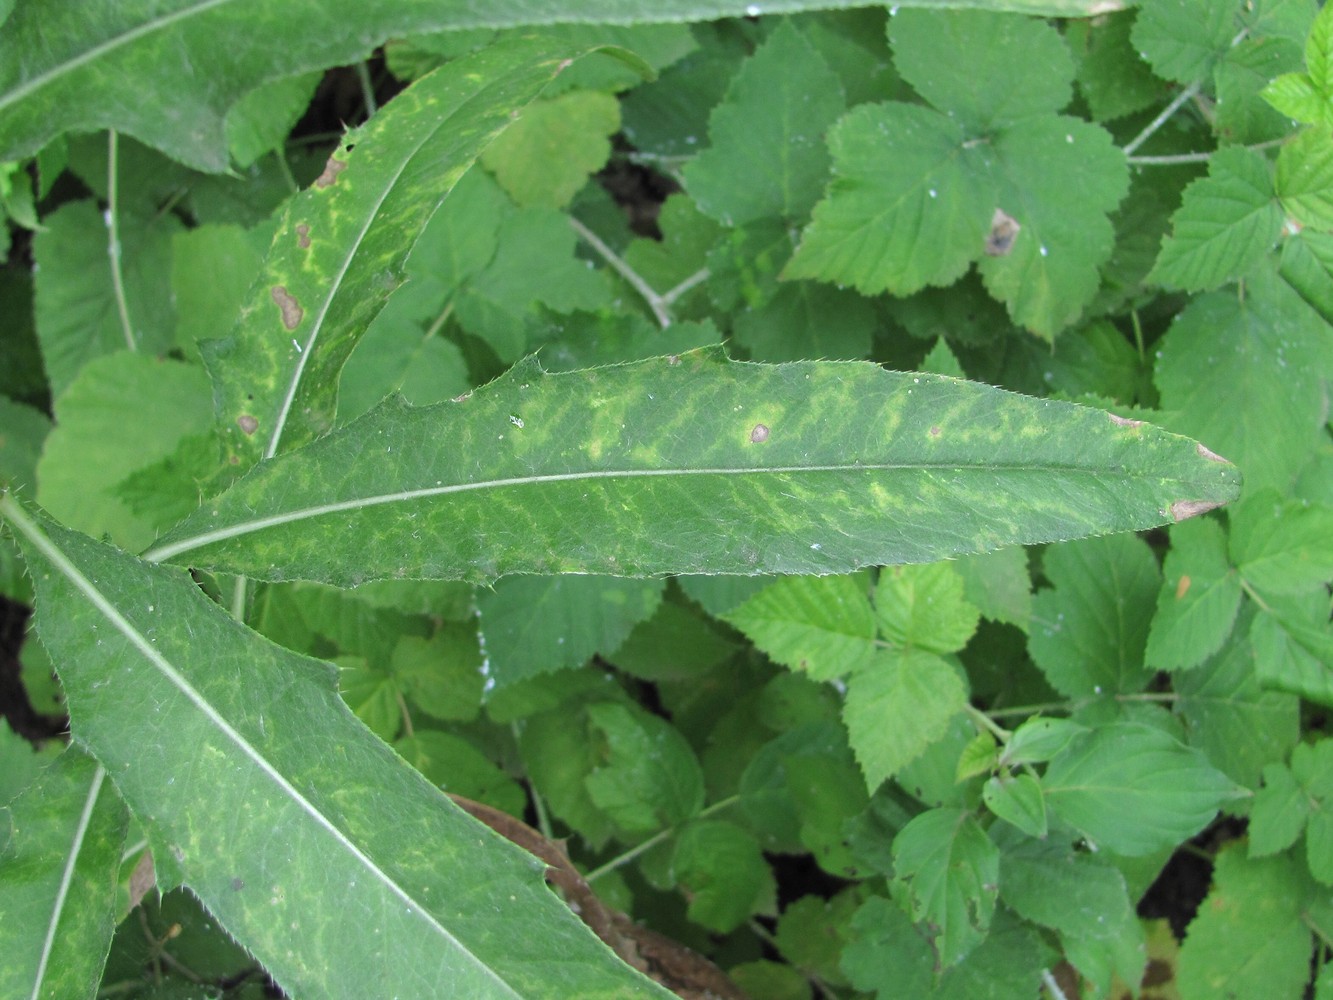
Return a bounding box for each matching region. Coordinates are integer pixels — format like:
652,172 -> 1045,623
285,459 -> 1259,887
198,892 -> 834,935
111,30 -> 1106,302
143,458 -> 1199,564
2,498 -> 521,999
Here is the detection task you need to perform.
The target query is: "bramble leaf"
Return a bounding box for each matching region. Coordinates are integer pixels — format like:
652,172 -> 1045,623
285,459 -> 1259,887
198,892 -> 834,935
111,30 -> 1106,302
1178,847 -> 1313,1000
1145,517 -> 1243,671
1277,126 -> 1333,230
683,20 -> 845,226
1230,488 -> 1333,594
584,702 -> 705,836
892,807 -> 999,967
727,574 -> 875,681
1028,534 -> 1160,698
477,575 -> 663,687
874,562 -> 980,654
1043,722 -> 1240,855
1131,0 -> 1238,84
843,650 -> 968,790
1148,146 -> 1283,291
147,352 -> 1241,586
982,773 -> 1046,838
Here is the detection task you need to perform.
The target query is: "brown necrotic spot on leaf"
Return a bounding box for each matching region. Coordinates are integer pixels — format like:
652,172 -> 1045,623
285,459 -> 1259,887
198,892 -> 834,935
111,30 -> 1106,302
667,355 -> 681,366
1107,413 -> 1144,428
237,414 -> 259,435
315,156 -> 348,189
1196,443 -> 1229,463
1171,499 -> 1223,521
1176,574 -> 1192,600
750,423 -> 770,443
271,286 -> 303,330
296,223 -> 311,249
985,208 -> 1021,257
929,425 -> 942,438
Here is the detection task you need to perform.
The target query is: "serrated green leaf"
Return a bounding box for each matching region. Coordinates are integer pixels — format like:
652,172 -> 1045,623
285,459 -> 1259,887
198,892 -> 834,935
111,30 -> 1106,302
1174,619 -> 1300,791
1043,722 -> 1239,855
392,629 -> 484,722
1029,534 -> 1161,698
1306,0 -> 1333,94
953,546 -> 1031,631
874,562 -> 980,654
1264,71 -> 1329,123
1278,126 -> 1333,230
999,717 -> 1088,768
477,575 -> 663,687
998,840 -> 1144,996
1292,739 -> 1333,883
33,200 -> 180,397
732,281 -> 875,362
0,748 -> 127,1000
1251,592 -> 1333,705
977,116 -> 1128,337
1279,228 -> 1333,321
683,20 -> 845,226
1231,488 -> 1333,593
1070,10 -> 1168,123
147,352 -> 1240,587
1154,273 -> 1330,497
1131,0 -> 1239,84
225,71 -> 321,168
782,102 -> 994,295
1177,847 -> 1312,1000
585,702 -> 705,836
739,721 -> 860,855
0,394 -> 49,492
670,820 -> 774,932
892,807 -> 999,967
1146,517 -> 1242,671
0,2 -> 1118,173
35,354 -> 212,553
890,9 -> 1074,130
1249,761 -> 1308,857
982,772 -> 1046,837
481,91 -> 620,209
1148,147 -> 1283,291
208,37 -> 587,471
725,574 -> 874,681
3,498 -> 669,999
1218,36 -> 1305,145
395,731 -> 526,817
843,650 -> 967,791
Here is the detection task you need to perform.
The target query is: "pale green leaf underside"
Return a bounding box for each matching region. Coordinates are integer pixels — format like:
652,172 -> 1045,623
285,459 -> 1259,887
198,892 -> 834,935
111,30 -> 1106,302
0,0 -> 1133,172
4,499 -> 671,1000
147,350 -> 1240,586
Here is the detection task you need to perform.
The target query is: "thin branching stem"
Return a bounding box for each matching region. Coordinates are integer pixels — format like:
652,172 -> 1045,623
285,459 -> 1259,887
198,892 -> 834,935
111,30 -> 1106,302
584,794 -> 740,883
1123,82 -> 1202,157
106,130 -> 137,351
569,215 -> 673,328
356,61 -> 378,119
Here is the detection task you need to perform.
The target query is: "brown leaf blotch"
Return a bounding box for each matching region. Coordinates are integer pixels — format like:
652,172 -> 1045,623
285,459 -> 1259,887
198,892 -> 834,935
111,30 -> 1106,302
296,223 -> 311,249
1196,442 -> 1229,463
1171,499 -> 1222,521
929,425 -> 942,438
985,208 -> 1021,257
750,423 -> 770,443
1107,413 -> 1144,428
314,156 -> 347,189
237,414 -> 259,435
271,285 -> 303,330
1175,574 -> 1191,600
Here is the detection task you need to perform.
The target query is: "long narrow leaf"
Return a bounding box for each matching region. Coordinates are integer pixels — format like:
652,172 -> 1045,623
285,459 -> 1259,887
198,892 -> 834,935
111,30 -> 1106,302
0,0 -> 1127,172
206,35 -> 590,468
145,350 -> 1241,586
2,497 -> 671,1000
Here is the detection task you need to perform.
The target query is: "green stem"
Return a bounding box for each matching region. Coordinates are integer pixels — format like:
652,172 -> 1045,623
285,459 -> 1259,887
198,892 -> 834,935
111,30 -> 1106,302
106,130 -> 137,351
584,794 -> 740,883
1123,82 -> 1202,157
355,61 -> 378,119
569,215 -> 673,328
964,702 -> 1011,741
985,700 -> 1075,720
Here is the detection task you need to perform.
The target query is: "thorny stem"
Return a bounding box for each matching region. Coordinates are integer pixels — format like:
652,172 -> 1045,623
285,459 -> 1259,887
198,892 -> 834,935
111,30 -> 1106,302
1122,81 -> 1202,156
583,794 -> 740,883
106,131 -> 137,352
569,215 -> 676,328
